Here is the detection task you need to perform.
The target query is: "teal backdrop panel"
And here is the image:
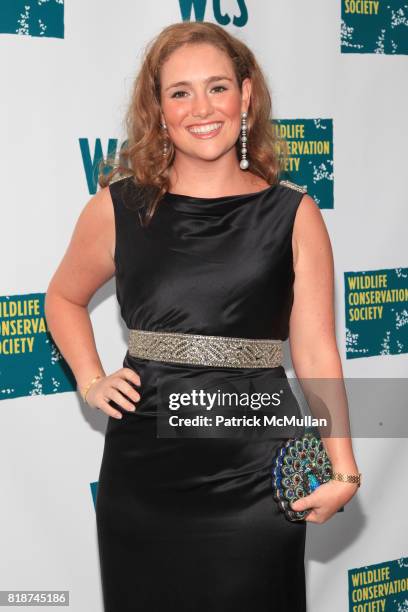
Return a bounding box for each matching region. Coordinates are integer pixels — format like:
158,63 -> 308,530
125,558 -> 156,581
348,556 -> 408,610
345,267 -> 408,359
0,293 -> 76,400
0,0 -> 64,39
275,118 -> 334,209
341,0 -> 408,55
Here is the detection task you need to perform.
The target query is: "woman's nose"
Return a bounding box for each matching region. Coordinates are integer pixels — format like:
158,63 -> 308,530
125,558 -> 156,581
191,93 -> 214,118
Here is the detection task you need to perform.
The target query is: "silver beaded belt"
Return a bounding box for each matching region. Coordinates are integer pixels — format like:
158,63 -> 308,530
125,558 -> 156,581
128,328 -> 283,368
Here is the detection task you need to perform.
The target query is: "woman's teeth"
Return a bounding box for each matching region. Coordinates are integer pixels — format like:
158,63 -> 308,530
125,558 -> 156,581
188,122 -> 223,135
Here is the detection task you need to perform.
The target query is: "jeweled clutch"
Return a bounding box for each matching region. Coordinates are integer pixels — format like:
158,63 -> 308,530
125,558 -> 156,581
271,432 -> 333,522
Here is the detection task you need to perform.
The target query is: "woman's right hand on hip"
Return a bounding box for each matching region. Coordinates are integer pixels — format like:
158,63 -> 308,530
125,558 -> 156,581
85,368 -> 141,418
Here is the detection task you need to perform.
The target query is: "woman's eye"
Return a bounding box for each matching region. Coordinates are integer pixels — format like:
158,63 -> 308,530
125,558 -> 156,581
171,90 -> 188,99
171,85 -> 227,99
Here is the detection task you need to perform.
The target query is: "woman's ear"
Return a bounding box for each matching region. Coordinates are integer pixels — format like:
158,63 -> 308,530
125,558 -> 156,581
241,77 -> 252,114
159,109 -> 166,127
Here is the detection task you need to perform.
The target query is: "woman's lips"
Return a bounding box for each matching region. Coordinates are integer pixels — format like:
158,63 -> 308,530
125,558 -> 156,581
187,122 -> 224,139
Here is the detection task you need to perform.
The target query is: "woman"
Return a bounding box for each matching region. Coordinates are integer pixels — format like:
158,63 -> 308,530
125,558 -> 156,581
45,21 -> 360,612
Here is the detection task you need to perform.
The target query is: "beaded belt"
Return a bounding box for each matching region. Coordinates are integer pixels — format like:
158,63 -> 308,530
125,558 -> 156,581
128,328 -> 283,368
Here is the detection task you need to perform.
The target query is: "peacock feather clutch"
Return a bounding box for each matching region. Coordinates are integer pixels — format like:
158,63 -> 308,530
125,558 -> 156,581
271,432 -> 333,522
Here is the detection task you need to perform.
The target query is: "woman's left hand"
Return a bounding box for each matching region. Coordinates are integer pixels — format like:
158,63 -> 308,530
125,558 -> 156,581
289,479 -> 359,523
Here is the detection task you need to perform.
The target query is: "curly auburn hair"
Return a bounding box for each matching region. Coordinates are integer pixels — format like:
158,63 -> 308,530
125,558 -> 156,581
98,21 -> 288,226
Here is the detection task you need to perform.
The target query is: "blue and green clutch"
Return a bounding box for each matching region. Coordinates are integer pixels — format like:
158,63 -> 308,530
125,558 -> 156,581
271,432 -> 333,522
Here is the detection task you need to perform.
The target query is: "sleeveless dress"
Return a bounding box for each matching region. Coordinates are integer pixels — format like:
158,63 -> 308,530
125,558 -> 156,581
95,176 -> 308,612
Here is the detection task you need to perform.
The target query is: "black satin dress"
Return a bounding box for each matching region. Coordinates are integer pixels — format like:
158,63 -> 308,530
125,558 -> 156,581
95,176 -> 308,612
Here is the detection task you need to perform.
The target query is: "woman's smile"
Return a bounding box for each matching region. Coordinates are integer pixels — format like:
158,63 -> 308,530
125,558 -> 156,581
187,121 -> 224,139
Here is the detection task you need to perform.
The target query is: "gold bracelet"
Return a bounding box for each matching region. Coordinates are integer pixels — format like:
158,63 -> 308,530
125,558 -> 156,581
81,375 -> 103,404
331,471 -> 361,487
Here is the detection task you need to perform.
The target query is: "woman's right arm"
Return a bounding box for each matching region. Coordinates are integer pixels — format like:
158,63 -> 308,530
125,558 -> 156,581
44,186 -> 141,418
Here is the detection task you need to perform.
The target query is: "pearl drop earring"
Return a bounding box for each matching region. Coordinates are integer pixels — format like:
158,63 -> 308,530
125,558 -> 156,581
239,111 -> 249,170
161,121 -> 168,157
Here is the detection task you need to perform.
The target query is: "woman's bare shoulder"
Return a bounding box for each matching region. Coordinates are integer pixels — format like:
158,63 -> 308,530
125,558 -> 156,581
293,194 -> 328,237
45,186 -> 116,306
79,185 -> 116,260
292,194 -> 332,267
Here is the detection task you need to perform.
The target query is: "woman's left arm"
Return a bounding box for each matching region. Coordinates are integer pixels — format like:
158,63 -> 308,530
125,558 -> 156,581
288,194 -> 360,523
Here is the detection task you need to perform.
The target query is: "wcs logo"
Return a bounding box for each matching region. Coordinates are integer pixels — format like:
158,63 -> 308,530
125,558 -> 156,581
79,138 -> 127,195
179,0 -> 248,27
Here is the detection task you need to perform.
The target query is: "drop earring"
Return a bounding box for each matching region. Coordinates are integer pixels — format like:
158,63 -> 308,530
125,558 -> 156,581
239,111 -> 249,170
161,121 -> 169,157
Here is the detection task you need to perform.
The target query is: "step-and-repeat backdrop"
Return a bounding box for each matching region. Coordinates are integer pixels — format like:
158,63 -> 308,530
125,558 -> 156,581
1,1 -> 407,610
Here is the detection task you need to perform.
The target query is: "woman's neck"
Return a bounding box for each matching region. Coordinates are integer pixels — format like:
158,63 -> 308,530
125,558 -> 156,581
168,161 -> 269,198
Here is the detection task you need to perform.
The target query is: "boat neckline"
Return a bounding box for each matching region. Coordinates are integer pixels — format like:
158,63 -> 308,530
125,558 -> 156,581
163,183 -> 278,203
